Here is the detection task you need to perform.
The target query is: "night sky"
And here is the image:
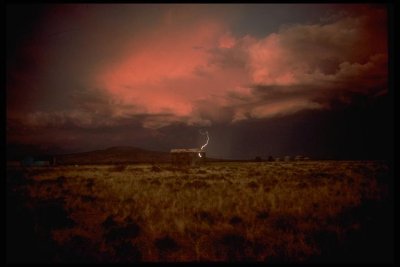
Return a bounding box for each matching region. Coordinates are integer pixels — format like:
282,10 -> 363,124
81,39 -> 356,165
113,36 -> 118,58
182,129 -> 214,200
6,4 -> 393,160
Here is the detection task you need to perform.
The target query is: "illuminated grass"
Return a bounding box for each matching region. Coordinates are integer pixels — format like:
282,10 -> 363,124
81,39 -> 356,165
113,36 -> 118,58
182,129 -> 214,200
7,161 -> 392,262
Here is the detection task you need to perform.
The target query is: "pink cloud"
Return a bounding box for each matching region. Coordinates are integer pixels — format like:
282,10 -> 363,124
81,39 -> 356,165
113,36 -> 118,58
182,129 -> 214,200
250,99 -> 323,119
95,17 -> 250,127
218,31 -> 236,48
97,20 -> 224,115
246,33 -> 297,86
245,10 -> 387,89
93,5 -> 387,128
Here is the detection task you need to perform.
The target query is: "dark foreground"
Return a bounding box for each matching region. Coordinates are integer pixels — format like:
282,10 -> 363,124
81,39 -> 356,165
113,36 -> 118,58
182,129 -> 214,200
7,161 -> 394,263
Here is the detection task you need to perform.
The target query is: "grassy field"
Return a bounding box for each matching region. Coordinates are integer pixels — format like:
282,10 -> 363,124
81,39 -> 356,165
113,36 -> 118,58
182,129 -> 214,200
6,161 -> 393,263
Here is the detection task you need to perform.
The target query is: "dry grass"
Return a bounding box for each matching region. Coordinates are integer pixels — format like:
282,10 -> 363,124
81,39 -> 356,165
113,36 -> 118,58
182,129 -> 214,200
6,161 -> 393,263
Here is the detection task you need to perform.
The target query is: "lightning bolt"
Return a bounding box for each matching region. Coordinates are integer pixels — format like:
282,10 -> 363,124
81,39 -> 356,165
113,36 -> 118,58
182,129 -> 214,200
198,130 -> 209,158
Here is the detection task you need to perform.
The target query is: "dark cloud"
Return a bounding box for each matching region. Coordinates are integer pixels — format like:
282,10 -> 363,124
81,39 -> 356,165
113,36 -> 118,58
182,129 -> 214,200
6,4 -> 391,159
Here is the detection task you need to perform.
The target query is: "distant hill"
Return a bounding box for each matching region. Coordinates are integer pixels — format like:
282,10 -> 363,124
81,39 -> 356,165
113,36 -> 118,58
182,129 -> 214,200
56,146 -> 172,165
8,144 -> 222,164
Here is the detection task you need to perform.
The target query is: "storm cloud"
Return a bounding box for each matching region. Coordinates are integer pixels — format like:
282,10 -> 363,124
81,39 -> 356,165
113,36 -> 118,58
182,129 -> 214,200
7,4 -> 391,158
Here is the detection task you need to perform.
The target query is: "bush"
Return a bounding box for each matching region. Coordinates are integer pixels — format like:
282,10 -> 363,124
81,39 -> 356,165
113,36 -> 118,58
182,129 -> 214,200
151,165 -> 162,172
254,156 -> 263,162
110,164 -> 127,172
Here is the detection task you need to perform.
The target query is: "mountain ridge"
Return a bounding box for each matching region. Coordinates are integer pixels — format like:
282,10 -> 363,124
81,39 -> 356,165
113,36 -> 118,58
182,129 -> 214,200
55,146 -> 172,164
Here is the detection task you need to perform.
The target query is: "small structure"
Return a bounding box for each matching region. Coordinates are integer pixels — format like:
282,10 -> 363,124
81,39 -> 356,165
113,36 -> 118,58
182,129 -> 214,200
170,148 -> 205,166
284,156 -> 292,162
294,155 -> 304,161
294,155 -> 311,161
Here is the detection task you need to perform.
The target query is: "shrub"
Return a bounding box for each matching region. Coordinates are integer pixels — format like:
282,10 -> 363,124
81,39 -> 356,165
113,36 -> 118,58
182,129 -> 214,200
154,236 -> 179,252
151,165 -> 162,172
110,164 -> 127,172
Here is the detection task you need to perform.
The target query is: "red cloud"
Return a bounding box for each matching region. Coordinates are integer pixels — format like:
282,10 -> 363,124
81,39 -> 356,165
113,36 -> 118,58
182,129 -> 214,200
94,5 -> 387,128
96,18 -> 250,128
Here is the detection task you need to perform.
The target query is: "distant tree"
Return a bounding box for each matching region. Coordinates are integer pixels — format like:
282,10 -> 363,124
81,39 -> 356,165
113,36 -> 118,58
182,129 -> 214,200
52,156 -> 57,166
254,156 -> 263,162
267,156 -> 274,162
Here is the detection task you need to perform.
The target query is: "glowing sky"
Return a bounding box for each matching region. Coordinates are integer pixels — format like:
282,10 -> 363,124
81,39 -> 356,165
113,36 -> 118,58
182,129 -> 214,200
7,4 -> 392,159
